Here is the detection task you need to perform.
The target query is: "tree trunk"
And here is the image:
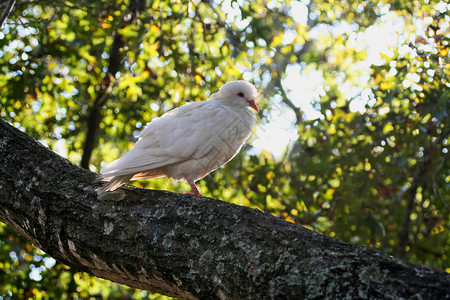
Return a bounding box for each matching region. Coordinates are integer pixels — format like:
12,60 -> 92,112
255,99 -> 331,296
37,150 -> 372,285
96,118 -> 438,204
80,0 -> 146,169
0,119 -> 449,299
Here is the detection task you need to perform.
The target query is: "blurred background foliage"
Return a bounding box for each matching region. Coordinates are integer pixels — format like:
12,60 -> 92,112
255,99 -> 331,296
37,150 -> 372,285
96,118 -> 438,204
0,0 -> 449,298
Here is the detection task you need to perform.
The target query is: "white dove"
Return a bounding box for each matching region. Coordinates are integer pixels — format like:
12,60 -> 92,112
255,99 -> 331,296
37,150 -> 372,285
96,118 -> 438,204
98,80 -> 259,197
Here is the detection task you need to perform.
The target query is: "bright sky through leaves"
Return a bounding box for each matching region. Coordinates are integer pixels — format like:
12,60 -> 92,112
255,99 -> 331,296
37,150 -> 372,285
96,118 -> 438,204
252,1 -> 449,157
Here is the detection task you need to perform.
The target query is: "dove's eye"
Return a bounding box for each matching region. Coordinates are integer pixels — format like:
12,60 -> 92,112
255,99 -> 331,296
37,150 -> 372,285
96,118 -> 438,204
237,92 -> 244,97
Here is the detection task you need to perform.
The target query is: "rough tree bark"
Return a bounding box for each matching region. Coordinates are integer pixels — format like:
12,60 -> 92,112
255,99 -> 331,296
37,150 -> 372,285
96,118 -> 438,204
0,119 -> 449,299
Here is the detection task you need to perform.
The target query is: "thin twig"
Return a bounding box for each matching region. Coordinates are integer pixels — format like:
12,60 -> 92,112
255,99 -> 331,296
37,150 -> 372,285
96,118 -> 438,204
0,0 -> 16,28
0,0 -> 95,12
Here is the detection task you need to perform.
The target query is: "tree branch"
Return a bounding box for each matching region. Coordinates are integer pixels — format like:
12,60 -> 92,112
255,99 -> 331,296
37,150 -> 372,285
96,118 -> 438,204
0,119 -> 449,299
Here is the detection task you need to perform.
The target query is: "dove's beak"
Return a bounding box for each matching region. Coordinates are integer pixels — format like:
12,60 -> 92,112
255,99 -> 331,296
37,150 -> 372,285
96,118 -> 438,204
248,100 -> 259,112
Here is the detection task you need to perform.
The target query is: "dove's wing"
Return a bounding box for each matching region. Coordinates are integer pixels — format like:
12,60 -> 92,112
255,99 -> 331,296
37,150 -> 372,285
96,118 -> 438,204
100,101 -> 230,178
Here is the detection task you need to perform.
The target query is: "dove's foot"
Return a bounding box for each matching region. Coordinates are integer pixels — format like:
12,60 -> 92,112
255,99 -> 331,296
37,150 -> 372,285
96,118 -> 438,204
184,182 -> 204,197
183,191 -> 204,197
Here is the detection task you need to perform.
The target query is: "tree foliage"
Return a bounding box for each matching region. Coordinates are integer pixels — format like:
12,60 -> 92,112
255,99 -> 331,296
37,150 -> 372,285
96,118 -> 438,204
0,0 -> 449,298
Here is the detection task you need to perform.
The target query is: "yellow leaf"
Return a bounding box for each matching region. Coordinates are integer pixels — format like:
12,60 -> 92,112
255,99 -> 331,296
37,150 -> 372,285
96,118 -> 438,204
281,45 -> 292,54
383,122 -> 394,134
42,75 -> 50,84
194,74 -> 203,84
345,112 -> 355,123
297,201 -> 308,212
344,205 -> 350,214
329,124 -> 336,134
380,52 -> 394,60
150,25 -> 161,34
379,82 -> 395,90
147,44 -> 159,56
329,178 -> 340,188
284,215 -> 296,224
126,84 -> 142,99
295,35 -> 305,45
439,47 -> 449,56
271,32 -> 284,47
79,46 -> 96,63
324,188 -> 335,199
241,61 -> 251,68
136,71 -> 150,81
118,24 -> 139,38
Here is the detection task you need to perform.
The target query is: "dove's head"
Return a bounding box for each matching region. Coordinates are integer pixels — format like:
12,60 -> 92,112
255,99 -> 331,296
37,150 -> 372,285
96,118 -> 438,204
215,80 -> 259,112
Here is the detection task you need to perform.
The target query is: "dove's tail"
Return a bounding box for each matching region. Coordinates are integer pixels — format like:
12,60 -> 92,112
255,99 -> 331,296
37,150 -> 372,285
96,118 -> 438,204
97,174 -> 134,195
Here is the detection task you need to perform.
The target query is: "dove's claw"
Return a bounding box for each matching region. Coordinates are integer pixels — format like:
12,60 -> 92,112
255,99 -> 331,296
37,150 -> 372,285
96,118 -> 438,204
183,192 -> 203,197
183,192 -> 204,197
185,182 -> 204,197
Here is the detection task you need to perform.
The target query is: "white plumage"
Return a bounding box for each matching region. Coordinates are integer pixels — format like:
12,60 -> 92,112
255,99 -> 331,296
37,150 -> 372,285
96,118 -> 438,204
98,80 -> 259,196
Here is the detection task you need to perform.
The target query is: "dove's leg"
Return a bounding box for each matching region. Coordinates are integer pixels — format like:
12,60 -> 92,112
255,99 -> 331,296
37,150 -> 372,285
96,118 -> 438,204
183,181 -> 204,197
